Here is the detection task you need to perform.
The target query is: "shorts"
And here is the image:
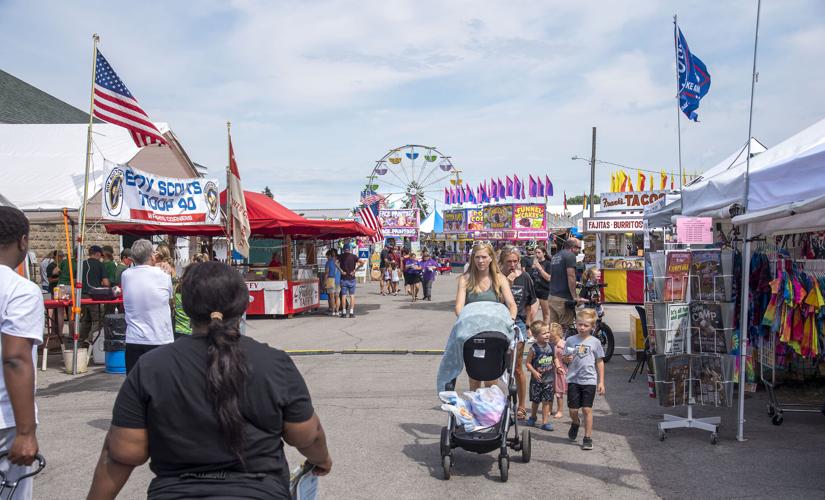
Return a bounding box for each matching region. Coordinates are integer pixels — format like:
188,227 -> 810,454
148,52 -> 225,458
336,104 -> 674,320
405,272 -> 421,285
529,379 -> 555,403
547,295 -> 575,325
567,383 -> 596,409
514,319 -> 527,343
325,278 -> 338,292
340,278 -> 356,295
535,288 -> 550,301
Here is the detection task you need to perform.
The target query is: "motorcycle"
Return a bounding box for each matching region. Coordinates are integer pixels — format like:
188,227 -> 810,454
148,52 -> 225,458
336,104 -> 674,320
564,282 -> 615,363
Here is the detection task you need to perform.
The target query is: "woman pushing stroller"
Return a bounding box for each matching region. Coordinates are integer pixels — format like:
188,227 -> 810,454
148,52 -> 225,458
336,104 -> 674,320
454,242 -> 517,390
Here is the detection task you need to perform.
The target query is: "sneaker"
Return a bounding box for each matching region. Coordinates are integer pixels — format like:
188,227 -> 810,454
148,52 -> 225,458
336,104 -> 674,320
541,423 -> 554,431
568,423 -> 579,441
526,416 -> 537,427
581,437 -> 593,450
340,312 -> 347,319
349,312 -> 354,318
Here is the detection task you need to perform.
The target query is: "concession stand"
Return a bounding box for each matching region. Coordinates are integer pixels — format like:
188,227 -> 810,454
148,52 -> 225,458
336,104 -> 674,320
582,191 -> 666,304
107,190 -> 374,317
441,203 -> 548,264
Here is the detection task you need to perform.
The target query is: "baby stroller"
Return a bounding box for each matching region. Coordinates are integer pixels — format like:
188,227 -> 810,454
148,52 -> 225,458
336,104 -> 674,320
436,302 -> 531,482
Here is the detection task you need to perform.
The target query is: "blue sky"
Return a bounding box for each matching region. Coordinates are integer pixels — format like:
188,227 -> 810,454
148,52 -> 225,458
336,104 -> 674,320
2,0 -> 824,208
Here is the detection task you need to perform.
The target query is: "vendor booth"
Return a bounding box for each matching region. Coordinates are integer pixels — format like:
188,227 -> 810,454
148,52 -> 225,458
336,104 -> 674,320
440,203 -> 548,264
107,190 -> 375,317
583,191 -> 667,304
659,117 -> 825,442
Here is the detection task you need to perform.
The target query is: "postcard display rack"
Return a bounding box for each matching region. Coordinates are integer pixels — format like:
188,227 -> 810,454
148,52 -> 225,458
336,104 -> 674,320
646,247 -> 737,444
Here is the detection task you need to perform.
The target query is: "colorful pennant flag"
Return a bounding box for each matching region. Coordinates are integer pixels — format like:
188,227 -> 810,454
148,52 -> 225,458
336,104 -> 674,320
444,187 -> 449,205
638,171 -> 646,192
498,178 -> 506,199
506,176 -> 514,197
528,175 -> 537,197
514,176 -> 522,199
660,170 -> 667,190
538,177 -> 545,197
545,175 -> 553,197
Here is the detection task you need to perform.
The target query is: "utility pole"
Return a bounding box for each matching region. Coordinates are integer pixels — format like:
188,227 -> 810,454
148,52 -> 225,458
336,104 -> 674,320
589,127 -> 596,218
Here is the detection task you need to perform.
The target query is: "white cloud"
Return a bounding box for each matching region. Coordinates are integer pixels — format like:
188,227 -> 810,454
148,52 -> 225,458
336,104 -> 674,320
1,0 -> 824,208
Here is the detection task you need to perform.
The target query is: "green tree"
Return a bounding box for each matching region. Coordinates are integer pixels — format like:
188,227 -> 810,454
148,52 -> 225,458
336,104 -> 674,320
566,194 -> 600,205
262,186 -> 274,199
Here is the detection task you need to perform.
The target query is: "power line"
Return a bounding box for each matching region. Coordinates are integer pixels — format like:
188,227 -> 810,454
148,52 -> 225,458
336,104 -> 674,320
571,156 -> 699,177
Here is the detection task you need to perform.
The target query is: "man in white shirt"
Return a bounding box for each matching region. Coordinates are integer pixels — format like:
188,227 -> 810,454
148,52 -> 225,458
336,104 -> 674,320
0,206 -> 44,499
121,239 -> 174,373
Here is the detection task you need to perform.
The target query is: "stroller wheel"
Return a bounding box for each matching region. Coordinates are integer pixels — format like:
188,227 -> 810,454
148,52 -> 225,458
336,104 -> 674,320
521,429 -> 531,463
498,455 -> 509,482
440,426 -> 450,457
442,455 -> 452,480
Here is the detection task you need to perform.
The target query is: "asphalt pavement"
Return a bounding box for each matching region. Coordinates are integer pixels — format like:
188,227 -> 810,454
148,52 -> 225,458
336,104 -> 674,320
32,274 -> 825,499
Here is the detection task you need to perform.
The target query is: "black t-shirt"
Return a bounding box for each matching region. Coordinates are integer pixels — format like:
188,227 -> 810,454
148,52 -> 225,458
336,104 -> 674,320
549,249 -> 577,299
81,258 -> 106,295
380,248 -> 390,269
338,253 -> 359,279
528,259 -> 553,293
112,335 -> 314,495
510,272 -> 537,322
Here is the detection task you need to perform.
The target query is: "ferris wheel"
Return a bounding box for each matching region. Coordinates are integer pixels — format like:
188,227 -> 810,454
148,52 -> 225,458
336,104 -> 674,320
364,145 -> 456,213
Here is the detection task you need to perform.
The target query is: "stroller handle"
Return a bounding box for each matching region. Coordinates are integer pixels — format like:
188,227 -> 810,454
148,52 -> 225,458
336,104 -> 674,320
0,452 -> 46,484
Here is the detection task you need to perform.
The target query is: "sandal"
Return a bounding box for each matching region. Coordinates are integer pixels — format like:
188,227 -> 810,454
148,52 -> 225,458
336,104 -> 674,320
516,408 -> 527,421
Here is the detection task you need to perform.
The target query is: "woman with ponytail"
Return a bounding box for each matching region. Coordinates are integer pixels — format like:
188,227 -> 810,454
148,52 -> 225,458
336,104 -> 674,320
88,261 -> 332,499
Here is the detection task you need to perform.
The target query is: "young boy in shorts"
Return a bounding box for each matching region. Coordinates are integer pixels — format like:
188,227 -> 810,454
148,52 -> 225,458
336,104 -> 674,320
562,308 -> 605,450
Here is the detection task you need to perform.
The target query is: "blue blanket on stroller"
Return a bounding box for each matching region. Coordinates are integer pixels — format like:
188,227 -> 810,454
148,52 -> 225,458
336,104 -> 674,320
436,302 -> 515,394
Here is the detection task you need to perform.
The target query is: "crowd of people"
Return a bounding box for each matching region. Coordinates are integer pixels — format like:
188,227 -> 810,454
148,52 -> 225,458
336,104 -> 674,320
0,207 -> 331,499
1,199 -> 608,499
453,239 -> 607,451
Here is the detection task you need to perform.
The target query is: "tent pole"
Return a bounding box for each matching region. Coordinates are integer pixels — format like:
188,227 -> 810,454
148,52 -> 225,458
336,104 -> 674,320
73,33 -> 100,375
737,0 -> 761,442
737,223 -> 752,441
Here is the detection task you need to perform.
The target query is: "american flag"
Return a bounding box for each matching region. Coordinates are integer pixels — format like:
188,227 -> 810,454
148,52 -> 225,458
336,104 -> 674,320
357,204 -> 383,243
93,51 -> 168,147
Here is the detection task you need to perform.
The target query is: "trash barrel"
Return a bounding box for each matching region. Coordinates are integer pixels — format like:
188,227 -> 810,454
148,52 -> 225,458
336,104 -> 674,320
103,314 -> 126,374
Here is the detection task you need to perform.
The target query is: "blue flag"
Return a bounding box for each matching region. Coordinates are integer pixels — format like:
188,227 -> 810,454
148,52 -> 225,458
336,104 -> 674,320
675,26 -> 711,122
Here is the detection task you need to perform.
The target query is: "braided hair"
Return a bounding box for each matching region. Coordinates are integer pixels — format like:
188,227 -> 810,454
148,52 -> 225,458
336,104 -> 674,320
0,206 -> 29,246
180,261 -> 250,461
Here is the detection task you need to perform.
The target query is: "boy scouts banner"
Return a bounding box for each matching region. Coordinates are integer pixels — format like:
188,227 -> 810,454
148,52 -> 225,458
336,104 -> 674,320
102,161 -> 220,225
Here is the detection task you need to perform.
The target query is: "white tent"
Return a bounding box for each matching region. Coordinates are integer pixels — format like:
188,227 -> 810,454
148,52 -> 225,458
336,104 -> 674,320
0,122 -> 174,211
680,137 -> 767,218
419,208 -> 443,233
731,119 -> 825,233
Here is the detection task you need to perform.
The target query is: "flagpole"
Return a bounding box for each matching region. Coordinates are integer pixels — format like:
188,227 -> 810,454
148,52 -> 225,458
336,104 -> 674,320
737,0 -> 761,444
673,15 -> 684,191
226,121 -> 233,262
72,33 -> 99,375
